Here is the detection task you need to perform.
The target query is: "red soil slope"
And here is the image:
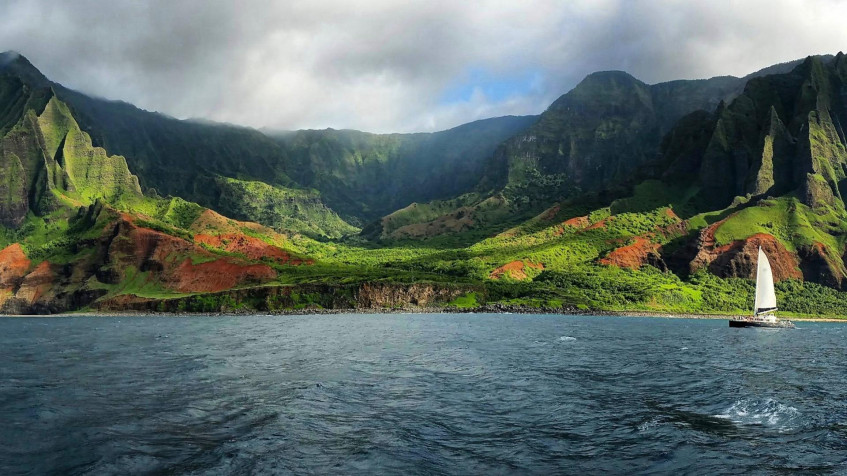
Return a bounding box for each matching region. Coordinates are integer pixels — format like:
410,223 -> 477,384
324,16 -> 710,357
195,233 -> 313,265
490,260 -> 545,280
170,259 -> 276,293
690,229 -> 802,281
585,218 -> 611,231
0,244 -> 31,287
598,237 -> 660,270
110,219 -> 279,293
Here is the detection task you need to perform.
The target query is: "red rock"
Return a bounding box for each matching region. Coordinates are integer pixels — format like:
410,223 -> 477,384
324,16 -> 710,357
599,237 -> 660,270
169,258 -> 276,293
691,230 -> 802,281
563,215 -> 590,228
108,218 -> 278,293
15,261 -> 55,304
194,233 -> 312,265
585,217 -> 611,231
0,243 -> 31,287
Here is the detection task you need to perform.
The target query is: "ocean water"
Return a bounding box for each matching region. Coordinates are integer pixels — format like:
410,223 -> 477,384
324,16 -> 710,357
0,313 -> 845,475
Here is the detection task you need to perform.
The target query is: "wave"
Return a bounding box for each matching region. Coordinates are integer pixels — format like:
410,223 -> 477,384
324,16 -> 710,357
558,336 -> 577,342
637,416 -> 662,432
714,397 -> 801,431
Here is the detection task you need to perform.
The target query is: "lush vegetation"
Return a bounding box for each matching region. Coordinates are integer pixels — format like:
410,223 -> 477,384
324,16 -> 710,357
213,177 -> 358,240
2,51 -> 847,318
272,116 -> 538,223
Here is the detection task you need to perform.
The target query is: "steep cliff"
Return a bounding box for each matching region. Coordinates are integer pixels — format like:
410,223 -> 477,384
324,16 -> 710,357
0,90 -> 316,314
272,116 -> 537,223
2,51 -> 847,315
0,53 -> 355,239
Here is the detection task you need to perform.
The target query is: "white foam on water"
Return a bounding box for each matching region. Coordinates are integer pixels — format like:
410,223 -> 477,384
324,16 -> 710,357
714,398 -> 801,431
680,347 -> 688,350
637,417 -> 662,432
558,336 -> 577,342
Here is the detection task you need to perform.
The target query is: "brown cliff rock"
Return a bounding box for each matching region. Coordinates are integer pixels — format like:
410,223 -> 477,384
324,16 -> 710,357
356,282 -> 465,308
0,243 -> 31,287
13,261 -> 55,306
105,219 -> 278,294
690,230 -> 801,281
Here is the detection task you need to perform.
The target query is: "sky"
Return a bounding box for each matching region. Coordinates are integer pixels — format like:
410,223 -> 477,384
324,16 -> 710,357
1,0 -> 846,133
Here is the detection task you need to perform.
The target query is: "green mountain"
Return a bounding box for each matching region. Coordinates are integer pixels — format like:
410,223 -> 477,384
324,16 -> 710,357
485,59 -> 822,206
1,51 -> 846,317
0,52 -> 535,232
376,58 -> 835,240
659,54 -> 847,288
351,55 -> 847,310
0,52 -> 355,239
0,80 -> 326,313
269,116 -> 537,223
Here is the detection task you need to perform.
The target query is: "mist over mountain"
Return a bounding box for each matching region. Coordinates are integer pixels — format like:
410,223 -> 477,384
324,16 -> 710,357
267,116 -> 538,222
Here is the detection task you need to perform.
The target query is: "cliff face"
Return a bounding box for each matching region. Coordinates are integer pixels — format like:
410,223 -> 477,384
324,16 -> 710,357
688,230 -> 803,281
0,86 -> 314,314
488,55 -> 846,216
95,282 -> 474,313
2,52 -> 847,315
687,56 -> 847,287
356,282 -> 467,308
484,63 -> 806,206
592,56 -> 847,289
0,105 -> 52,227
0,244 -> 31,309
0,92 -> 146,228
495,71 -> 660,195
691,55 -> 847,211
104,217 -> 277,294
273,116 -> 537,223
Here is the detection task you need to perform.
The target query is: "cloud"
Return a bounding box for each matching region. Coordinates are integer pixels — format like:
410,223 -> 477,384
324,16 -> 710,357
1,0 -> 845,133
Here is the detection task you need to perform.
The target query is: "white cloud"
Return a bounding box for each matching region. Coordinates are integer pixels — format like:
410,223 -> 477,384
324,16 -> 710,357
1,0 -> 845,133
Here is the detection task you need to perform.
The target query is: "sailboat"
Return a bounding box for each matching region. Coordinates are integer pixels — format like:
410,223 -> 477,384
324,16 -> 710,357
729,247 -> 795,328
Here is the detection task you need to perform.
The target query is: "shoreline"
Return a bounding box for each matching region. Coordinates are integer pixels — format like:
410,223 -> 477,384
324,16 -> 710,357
2,305 -> 845,322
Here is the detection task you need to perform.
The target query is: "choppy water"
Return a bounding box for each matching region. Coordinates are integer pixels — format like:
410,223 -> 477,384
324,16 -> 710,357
1,314 -> 846,475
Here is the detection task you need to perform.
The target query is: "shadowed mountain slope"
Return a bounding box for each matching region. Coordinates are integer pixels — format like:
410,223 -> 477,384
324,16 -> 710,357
381,57 -> 832,241
1,50 -> 846,316
269,115 -> 537,222
1,52 -> 538,229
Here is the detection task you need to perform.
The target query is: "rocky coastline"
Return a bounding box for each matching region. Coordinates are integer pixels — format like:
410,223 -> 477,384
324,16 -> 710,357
3,304 -> 843,321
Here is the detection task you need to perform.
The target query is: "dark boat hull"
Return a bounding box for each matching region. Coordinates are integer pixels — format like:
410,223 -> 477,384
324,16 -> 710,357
729,319 -> 795,329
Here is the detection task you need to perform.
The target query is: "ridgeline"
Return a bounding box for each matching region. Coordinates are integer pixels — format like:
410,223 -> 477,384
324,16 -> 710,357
1,51 -> 846,317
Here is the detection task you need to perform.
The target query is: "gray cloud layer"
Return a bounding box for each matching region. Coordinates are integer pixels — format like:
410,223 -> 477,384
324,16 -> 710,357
2,0 -> 845,132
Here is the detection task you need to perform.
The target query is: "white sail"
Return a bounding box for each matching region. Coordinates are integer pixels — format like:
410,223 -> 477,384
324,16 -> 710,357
754,247 -> 777,315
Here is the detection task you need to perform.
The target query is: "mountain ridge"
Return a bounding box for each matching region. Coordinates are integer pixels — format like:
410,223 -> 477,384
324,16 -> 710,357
1,51 -> 846,316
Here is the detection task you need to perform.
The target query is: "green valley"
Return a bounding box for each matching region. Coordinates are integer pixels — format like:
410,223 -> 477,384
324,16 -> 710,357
1,51 -> 846,318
